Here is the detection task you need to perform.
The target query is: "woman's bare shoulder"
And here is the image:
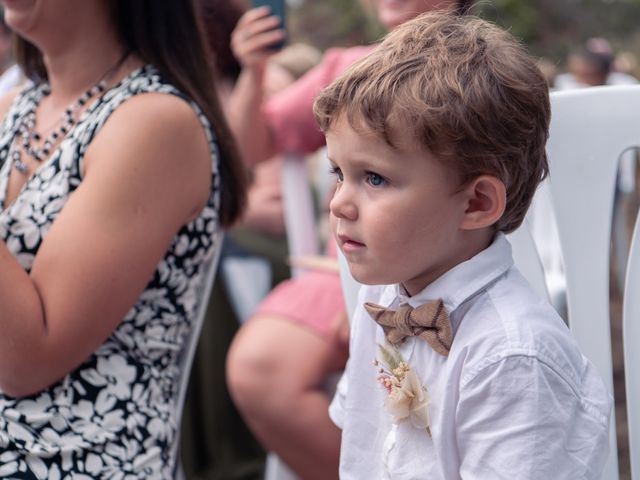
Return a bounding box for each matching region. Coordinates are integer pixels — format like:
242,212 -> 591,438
105,90 -> 206,138
93,91 -> 211,166
85,90 -> 213,216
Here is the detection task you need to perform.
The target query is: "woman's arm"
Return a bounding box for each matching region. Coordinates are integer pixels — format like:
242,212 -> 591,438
0,92 -> 212,397
226,7 -> 285,165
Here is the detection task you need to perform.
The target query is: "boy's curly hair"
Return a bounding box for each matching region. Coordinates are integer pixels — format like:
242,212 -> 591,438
314,12 -> 550,233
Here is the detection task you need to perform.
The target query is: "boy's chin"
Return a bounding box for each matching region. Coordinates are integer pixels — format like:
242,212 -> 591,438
348,267 -> 395,286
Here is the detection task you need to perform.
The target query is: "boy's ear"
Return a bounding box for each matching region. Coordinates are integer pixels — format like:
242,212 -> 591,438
459,175 -> 506,230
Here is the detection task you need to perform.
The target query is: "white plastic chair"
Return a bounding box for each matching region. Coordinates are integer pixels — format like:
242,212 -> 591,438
221,150 -> 322,324
264,453 -> 298,480
538,85 -> 640,480
282,153 -> 322,278
264,152 -> 355,480
172,230 -> 224,479
526,180 -> 569,318
624,208 -> 640,479
263,154 -> 321,480
506,222 -> 549,304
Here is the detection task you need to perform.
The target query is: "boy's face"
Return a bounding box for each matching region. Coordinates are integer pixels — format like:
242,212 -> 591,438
326,116 -> 471,296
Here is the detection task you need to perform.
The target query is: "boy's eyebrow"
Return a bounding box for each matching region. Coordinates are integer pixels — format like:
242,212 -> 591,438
329,155 -> 395,173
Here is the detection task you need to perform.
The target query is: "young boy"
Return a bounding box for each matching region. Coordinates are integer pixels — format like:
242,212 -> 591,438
313,12 -> 611,479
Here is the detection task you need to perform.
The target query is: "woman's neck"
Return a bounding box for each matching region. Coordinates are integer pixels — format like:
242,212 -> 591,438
43,45 -> 126,105
35,35 -> 139,130
35,4 -> 126,106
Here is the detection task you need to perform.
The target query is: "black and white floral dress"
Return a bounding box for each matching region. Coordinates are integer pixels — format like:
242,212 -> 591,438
0,65 -> 222,479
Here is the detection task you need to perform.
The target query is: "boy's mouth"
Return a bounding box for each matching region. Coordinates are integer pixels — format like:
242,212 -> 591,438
337,234 -> 366,252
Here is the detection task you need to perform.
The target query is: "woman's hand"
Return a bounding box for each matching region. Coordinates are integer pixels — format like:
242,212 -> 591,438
241,181 -> 285,235
226,7 -> 286,165
231,7 -> 286,72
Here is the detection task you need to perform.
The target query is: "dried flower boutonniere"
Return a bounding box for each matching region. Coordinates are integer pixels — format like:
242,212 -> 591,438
374,343 -> 432,437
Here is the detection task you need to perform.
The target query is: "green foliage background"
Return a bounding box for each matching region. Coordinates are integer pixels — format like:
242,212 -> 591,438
288,0 -> 640,76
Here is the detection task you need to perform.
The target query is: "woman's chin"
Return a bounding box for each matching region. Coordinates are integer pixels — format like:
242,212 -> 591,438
377,0 -> 457,29
377,11 -> 412,30
3,0 -> 39,38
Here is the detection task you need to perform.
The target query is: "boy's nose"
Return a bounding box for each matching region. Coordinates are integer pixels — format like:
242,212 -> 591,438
330,185 -> 358,221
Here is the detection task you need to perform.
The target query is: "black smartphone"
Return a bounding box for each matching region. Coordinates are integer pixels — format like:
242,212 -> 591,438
251,0 -> 286,50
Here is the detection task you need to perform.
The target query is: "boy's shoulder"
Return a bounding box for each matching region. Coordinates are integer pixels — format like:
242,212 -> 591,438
451,266 -> 589,391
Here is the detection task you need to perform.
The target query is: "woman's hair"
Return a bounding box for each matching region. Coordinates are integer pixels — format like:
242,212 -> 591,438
198,0 -> 246,83
14,0 -> 247,227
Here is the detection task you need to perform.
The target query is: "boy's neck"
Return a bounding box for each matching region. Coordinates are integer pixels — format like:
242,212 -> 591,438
400,229 -> 496,297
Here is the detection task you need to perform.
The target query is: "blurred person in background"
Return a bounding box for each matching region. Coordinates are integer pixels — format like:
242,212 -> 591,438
181,3 -> 321,477
180,1 -> 269,479
555,37 -> 637,89
226,1 -> 476,479
536,57 -> 558,88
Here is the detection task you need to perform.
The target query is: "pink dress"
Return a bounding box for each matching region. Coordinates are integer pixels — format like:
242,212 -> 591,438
254,45 -> 375,337
264,45 -> 374,155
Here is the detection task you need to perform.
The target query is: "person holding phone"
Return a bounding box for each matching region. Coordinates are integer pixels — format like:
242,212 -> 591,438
250,0 -> 287,51
226,1 -> 474,479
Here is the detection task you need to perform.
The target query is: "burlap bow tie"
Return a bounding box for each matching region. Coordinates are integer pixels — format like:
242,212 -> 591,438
364,299 -> 452,356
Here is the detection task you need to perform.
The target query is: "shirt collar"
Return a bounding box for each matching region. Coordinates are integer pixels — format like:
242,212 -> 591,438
378,233 -> 513,314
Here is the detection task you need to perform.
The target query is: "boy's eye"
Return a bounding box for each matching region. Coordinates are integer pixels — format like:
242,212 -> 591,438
329,166 -> 344,182
367,172 -> 386,187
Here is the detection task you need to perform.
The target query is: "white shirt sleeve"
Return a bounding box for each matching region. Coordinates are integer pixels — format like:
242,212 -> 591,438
329,284 -> 371,429
456,355 -> 610,479
328,368 -> 348,429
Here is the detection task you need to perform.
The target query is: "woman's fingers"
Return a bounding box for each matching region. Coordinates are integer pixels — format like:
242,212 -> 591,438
244,12 -> 283,38
232,7 -> 286,67
235,5 -> 272,29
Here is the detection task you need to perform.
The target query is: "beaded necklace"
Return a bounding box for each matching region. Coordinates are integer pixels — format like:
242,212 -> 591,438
12,52 -> 130,175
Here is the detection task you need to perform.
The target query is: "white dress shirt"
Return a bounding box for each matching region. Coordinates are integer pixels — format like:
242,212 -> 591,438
330,234 -> 611,479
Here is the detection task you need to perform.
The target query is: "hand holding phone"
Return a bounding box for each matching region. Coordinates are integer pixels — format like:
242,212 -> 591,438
250,0 -> 286,50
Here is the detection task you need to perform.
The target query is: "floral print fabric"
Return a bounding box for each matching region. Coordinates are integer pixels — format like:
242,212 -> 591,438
0,66 -> 222,479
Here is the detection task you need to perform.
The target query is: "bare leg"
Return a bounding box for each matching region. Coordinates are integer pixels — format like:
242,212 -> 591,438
227,315 -> 347,480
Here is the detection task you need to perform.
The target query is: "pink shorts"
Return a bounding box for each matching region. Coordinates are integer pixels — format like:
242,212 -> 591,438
254,269 -> 345,338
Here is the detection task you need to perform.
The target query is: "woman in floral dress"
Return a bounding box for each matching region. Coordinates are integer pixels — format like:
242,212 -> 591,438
0,0 -> 245,477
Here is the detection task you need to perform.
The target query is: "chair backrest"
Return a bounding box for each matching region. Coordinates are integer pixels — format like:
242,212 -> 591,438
535,85 -> 640,480
281,149 -> 362,323
624,208 -> 640,478
505,224 -> 550,304
263,154 -> 322,480
172,230 -> 224,474
281,153 -> 321,278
